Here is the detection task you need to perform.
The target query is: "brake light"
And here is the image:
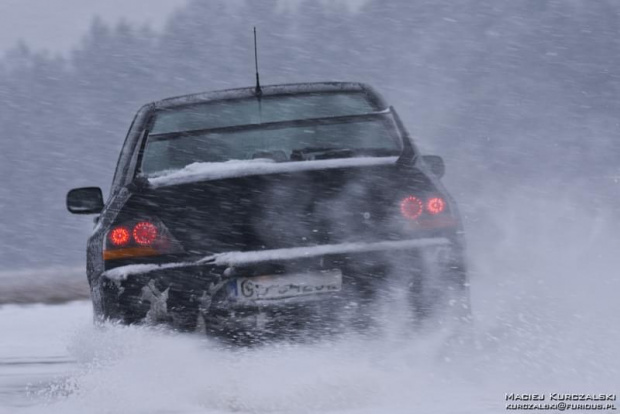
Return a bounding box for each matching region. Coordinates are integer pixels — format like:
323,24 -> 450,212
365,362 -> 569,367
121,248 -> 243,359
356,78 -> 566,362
133,221 -> 158,246
426,197 -> 446,215
400,195 -> 449,221
108,226 -> 131,246
400,196 -> 423,220
104,219 -> 182,261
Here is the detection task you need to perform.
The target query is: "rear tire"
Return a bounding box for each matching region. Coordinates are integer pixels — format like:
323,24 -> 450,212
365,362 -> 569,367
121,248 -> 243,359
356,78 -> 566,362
407,247 -> 471,329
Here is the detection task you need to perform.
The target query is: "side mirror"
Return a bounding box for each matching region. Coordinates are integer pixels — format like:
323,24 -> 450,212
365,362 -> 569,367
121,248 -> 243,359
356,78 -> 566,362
421,155 -> 445,178
66,187 -> 104,214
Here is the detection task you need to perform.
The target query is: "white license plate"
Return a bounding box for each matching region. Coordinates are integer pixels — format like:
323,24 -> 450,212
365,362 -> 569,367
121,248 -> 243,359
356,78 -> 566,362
229,270 -> 342,301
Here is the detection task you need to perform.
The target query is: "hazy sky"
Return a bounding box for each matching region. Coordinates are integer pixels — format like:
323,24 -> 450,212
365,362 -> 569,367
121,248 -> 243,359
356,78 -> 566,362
0,0 -> 189,56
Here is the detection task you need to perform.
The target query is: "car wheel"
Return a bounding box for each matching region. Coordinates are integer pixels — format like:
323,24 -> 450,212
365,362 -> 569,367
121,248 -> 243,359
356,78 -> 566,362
407,248 -> 471,328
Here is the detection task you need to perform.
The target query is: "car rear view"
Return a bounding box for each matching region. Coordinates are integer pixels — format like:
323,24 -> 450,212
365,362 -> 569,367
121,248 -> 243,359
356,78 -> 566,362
67,82 -> 469,341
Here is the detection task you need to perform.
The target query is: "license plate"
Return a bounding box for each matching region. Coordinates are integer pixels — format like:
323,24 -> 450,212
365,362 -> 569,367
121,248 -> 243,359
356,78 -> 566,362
229,270 -> 342,301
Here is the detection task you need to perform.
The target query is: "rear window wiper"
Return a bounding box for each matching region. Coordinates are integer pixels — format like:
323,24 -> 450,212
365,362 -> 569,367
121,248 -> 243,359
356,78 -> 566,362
351,148 -> 401,157
290,147 -> 399,161
290,147 -> 354,161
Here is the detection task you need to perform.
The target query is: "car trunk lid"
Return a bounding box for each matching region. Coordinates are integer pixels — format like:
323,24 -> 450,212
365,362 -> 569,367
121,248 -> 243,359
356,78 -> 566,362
120,158 -> 436,256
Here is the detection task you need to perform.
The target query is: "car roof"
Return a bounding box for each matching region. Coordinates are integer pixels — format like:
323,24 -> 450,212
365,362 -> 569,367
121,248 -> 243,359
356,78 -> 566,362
149,82 -> 388,111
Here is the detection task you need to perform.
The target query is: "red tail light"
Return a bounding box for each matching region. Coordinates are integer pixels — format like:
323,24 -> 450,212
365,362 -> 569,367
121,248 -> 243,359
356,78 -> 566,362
426,197 -> 446,215
108,226 -> 131,246
400,195 -> 449,220
104,219 -> 182,261
400,196 -> 423,220
133,221 -> 158,246
399,194 -> 456,229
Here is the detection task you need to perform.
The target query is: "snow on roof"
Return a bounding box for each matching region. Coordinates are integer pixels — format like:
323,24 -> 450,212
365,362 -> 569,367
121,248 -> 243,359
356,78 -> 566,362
148,156 -> 399,187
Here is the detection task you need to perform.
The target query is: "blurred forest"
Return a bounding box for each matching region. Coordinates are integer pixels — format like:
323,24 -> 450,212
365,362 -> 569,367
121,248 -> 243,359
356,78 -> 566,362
0,0 -> 618,269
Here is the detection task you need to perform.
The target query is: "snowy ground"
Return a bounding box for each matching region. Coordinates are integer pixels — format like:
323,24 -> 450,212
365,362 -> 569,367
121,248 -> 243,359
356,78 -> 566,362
0,302 -> 91,412
1,183 -> 619,413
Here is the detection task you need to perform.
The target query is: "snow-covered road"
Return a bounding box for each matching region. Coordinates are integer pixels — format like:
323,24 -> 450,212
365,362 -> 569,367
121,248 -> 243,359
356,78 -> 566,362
0,302 -> 91,412
0,288 -> 617,414
1,185 -> 619,413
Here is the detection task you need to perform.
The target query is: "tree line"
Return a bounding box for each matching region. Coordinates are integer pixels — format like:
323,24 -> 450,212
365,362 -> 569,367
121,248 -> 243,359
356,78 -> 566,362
0,0 -> 618,268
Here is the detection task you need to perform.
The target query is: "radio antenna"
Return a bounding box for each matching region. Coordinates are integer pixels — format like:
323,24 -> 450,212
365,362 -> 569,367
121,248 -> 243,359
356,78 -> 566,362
253,27 -> 262,97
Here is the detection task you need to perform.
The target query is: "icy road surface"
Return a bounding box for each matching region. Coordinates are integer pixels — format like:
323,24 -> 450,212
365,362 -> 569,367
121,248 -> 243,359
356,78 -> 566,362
1,186 -> 619,413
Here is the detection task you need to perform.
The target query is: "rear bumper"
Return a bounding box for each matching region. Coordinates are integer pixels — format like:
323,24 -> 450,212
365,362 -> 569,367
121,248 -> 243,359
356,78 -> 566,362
103,237 -> 453,280
95,237 -> 462,328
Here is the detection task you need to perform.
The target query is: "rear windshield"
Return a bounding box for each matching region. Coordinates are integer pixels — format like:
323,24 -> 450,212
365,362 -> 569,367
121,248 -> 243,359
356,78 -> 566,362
151,92 -> 377,134
141,115 -> 402,176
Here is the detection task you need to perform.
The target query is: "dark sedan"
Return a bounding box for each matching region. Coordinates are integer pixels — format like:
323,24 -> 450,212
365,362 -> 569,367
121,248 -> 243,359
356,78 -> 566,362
67,82 -> 469,340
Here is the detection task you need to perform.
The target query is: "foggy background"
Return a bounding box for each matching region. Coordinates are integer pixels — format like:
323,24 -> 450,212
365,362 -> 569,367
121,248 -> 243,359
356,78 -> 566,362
0,0 -> 189,54
0,0 -> 616,263
1,0 -> 618,271
1,2 -> 619,412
